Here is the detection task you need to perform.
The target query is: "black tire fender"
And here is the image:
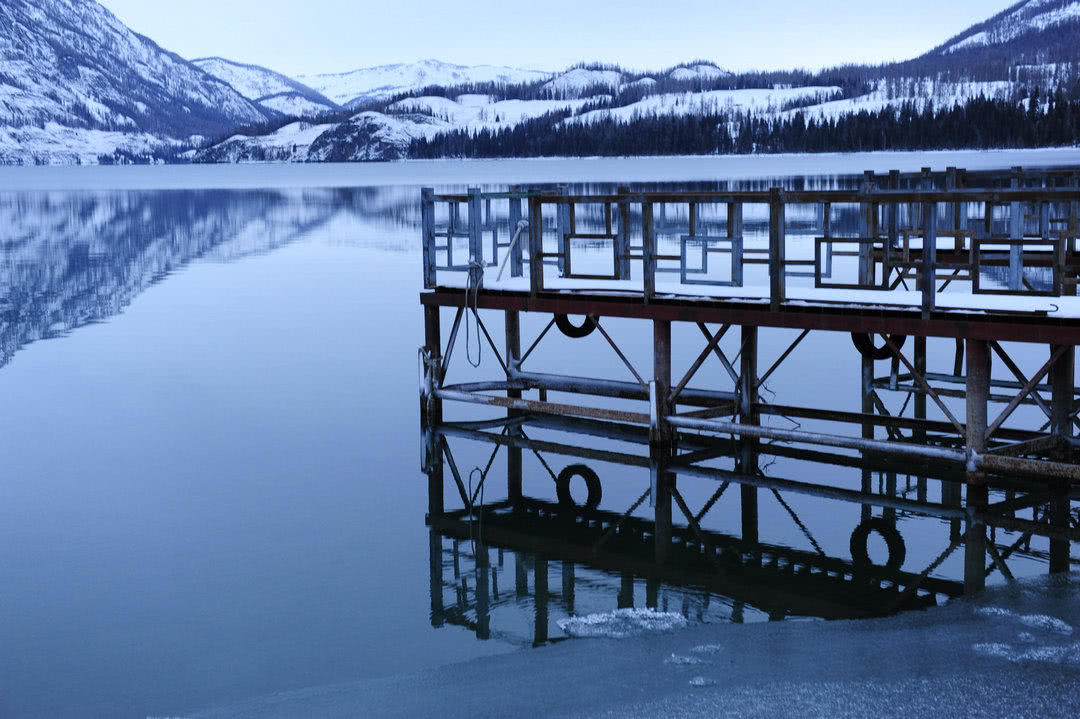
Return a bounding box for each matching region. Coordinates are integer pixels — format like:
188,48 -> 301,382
851,332 -> 907,361
850,518 -> 906,572
555,314 -> 598,339
556,464 -> 602,510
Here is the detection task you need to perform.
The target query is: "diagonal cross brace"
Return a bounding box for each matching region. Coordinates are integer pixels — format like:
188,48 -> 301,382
697,323 -> 740,386
987,341 -> 1071,439
595,320 -> 648,388
885,335 -> 966,436
671,324 -> 731,403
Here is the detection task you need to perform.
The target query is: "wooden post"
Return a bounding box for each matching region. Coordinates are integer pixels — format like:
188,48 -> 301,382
508,185 -> 524,278
921,201 -> 937,319
1009,168 -> 1023,291
476,543 -> 490,640
652,319 -> 673,564
739,325 -> 759,546
769,189 -> 786,311
506,310 -> 523,506
468,187 -> 483,269
728,201 -> 744,286
515,552 -> 528,597
618,572 -> 634,608
423,305 -> 444,518
887,170 -> 899,280
556,187 -> 571,275
1050,344 -> 1074,574
859,171 -> 875,286
562,562 -> 576,614
429,530 -> 444,626
447,201 -> 459,268
964,338 -> 990,594
643,201 -> 656,301
617,186 -> 632,280
421,187 -> 437,288
646,577 -> 660,610
946,167 -> 963,253
860,351 -> 874,523
533,555 -> 548,646
528,195 -> 544,295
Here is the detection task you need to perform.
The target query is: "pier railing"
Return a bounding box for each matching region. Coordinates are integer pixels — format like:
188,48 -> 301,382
422,167 -> 1080,317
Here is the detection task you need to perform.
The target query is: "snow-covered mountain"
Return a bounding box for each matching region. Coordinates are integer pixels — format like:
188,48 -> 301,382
296,59 -> 552,107
0,0 -> 270,164
192,57 -> 339,118
934,0 -> 1080,54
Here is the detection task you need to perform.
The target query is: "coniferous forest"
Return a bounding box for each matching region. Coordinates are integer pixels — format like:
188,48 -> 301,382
411,86 -> 1080,159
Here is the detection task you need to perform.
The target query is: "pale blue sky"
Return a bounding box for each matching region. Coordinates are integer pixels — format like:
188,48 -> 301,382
99,0 -> 1019,77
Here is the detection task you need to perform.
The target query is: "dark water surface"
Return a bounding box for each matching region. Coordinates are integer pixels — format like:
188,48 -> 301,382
0,167 -> 1066,718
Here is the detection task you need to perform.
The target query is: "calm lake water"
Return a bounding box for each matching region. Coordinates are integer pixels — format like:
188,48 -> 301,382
1,154 -> 1078,718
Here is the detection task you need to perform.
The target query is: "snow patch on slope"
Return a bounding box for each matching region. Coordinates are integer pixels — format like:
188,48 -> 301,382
297,59 -> 552,107
567,87 -> 841,125
940,0 -> 1080,53
541,69 -> 624,98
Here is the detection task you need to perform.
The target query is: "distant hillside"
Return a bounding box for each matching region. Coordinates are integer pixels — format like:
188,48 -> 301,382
192,58 -> 339,118
295,59 -> 553,107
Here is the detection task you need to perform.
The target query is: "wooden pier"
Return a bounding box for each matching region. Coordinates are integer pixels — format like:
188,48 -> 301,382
419,165 -> 1080,603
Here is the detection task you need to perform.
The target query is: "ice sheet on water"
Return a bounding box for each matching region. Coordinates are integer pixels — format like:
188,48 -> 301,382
664,653 -> 705,666
973,640 -> 1080,666
1017,614 -> 1074,636
689,643 -> 724,655
556,608 -> 688,639
974,606 -> 1074,636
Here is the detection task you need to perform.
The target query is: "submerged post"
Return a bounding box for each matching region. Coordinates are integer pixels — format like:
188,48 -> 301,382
1050,344 -> 1075,573
739,325 -> 760,546
533,555 -> 548,646
964,338 -> 990,594
506,310 -> 523,506
651,319 -> 673,563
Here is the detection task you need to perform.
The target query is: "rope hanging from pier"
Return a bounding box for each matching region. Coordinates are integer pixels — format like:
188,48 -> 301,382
496,220 -> 529,282
465,259 -> 484,367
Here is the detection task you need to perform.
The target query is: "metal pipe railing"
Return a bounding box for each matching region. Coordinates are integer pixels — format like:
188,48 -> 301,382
420,167 -> 1080,311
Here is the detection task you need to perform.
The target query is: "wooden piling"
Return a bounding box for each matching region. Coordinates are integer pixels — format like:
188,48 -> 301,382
740,325 -> 760,546
964,338 -> 990,594
1050,344 -> 1074,572
769,189 -> 786,310
617,186 -> 632,280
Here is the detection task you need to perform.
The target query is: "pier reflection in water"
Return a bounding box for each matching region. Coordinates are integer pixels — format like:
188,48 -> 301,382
423,409 -> 1075,646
